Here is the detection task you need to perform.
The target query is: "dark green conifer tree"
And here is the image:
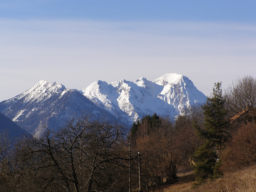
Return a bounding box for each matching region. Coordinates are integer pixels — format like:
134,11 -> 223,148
131,120 -> 140,138
193,141 -> 216,185
193,82 -> 230,185
149,113 -> 161,131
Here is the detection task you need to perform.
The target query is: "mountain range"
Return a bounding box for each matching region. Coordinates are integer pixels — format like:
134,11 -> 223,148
0,73 -> 207,137
0,80 -> 116,138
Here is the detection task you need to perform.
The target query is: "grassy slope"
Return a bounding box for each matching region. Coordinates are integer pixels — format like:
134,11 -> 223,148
162,165 -> 256,192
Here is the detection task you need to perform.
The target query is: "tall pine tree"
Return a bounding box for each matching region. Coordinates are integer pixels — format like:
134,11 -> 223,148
193,82 -> 230,185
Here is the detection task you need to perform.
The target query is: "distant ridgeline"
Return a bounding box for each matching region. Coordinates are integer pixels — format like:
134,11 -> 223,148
0,112 -> 30,141
0,74 -> 206,138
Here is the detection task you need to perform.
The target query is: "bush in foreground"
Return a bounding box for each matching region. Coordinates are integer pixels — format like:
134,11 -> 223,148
221,123 -> 256,173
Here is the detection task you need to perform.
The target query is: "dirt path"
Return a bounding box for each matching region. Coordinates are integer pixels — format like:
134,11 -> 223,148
159,171 -> 195,192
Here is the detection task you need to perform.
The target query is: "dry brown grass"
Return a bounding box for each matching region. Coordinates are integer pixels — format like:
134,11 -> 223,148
162,165 -> 256,192
191,165 -> 256,192
157,171 -> 194,192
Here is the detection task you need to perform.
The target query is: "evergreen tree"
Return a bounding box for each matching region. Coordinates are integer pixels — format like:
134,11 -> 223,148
193,82 -> 230,185
193,141 -> 216,185
130,114 -> 161,137
148,113 -> 161,131
131,120 -> 140,138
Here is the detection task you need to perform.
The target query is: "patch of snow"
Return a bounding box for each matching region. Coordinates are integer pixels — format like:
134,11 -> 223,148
16,80 -> 67,103
12,109 -> 26,122
154,73 -> 184,86
33,121 -> 47,139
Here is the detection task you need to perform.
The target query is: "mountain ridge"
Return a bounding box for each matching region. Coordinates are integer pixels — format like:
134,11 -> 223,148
0,73 -> 207,137
0,80 -> 117,138
83,73 -> 207,123
0,112 -> 30,140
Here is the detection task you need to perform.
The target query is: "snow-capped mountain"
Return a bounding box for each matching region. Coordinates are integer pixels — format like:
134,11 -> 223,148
0,80 -> 116,138
0,73 -> 206,138
83,73 -> 207,124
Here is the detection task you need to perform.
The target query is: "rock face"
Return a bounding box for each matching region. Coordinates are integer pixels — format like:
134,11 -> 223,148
0,112 -> 29,140
83,73 -> 207,124
0,80 -> 116,138
0,74 -> 206,137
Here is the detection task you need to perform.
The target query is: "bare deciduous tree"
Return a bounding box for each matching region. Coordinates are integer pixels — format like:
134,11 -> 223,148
131,115 -> 200,191
0,117 -> 129,192
225,76 -> 256,115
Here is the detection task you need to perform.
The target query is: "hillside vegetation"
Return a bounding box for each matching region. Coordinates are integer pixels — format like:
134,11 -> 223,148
162,165 -> 256,192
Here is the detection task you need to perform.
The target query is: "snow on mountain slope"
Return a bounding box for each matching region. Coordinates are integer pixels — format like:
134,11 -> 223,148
0,80 -> 116,138
154,73 -> 207,113
83,73 -> 207,124
0,74 -> 206,138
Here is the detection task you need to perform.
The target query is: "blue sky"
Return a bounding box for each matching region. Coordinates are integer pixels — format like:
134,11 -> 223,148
1,1 -> 256,101
1,1 -> 256,22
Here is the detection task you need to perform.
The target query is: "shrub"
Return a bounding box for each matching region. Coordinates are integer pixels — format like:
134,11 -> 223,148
221,123 -> 256,172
